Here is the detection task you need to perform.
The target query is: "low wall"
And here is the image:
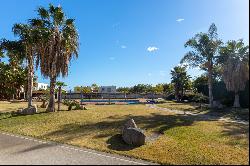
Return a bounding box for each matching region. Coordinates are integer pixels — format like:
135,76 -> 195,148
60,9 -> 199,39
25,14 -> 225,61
62,93 -> 165,99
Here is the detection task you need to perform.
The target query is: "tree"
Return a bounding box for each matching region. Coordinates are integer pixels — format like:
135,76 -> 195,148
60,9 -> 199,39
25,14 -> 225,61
219,40 -> 249,108
30,4 -> 79,112
0,40 -> 28,100
56,81 -> 67,111
162,83 -> 174,94
181,23 -> 222,107
117,87 -> 130,93
82,86 -> 92,93
12,24 -> 37,107
170,65 -> 191,101
153,84 -> 164,94
91,83 -> 99,92
193,75 -> 209,95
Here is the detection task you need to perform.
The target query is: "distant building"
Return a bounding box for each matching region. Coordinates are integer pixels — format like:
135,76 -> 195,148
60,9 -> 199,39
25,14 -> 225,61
33,83 -> 49,91
98,86 -> 116,93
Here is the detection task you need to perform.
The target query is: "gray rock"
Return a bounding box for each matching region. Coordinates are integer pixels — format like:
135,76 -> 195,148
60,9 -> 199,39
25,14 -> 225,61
213,100 -> 225,109
22,105 -> 37,115
122,128 -> 146,146
122,118 -> 137,134
121,119 -> 146,146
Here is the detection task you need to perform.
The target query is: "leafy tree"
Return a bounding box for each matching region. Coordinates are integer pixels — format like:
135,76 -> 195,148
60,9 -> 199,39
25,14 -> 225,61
82,86 -> 92,93
193,75 -> 209,95
219,40 -> 249,107
181,23 -> 222,107
91,83 -> 99,92
0,40 -> 28,100
130,84 -> 153,94
56,81 -> 67,111
117,87 -> 130,93
153,84 -> 164,94
170,65 -> 191,101
30,4 -> 79,112
162,83 -> 174,94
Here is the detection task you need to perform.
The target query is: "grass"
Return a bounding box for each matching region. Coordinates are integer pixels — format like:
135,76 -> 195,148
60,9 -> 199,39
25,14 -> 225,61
156,101 -> 249,121
156,100 -> 207,112
0,101 -> 68,113
0,102 -> 249,165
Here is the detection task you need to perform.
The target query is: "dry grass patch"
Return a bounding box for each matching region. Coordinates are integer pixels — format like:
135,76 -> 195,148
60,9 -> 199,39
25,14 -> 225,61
156,101 -> 205,112
0,103 -> 248,165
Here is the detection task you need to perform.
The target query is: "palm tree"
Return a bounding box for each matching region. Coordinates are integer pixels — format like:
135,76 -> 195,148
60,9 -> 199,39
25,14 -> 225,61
56,81 -> 67,111
170,65 -> 191,101
12,24 -> 36,107
181,23 -> 222,108
219,40 -> 249,108
30,4 -> 79,112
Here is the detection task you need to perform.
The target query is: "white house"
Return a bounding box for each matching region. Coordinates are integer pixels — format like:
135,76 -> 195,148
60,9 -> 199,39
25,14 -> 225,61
98,86 -> 116,93
33,83 -> 49,91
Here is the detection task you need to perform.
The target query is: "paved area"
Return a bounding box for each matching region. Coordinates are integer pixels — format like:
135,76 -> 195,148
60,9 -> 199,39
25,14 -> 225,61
0,132 -> 155,165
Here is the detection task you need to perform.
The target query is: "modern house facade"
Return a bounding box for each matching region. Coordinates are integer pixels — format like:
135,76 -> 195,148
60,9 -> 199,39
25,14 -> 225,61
98,86 -> 116,93
33,83 -> 49,91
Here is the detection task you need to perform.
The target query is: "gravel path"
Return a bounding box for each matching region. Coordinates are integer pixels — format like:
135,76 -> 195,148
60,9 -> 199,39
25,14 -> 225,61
147,104 -> 249,125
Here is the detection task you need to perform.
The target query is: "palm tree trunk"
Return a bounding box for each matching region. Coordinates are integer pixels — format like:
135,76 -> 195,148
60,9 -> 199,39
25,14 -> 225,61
27,54 -> 33,108
208,61 -> 214,108
233,92 -> 240,108
47,76 -> 56,112
58,86 -> 62,111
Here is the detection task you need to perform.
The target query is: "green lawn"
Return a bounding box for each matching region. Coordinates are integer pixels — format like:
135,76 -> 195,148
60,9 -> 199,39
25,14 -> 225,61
0,102 -> 249,165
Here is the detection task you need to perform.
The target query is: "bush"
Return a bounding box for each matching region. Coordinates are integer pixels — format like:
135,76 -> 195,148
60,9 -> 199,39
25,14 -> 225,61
165,92 -> 209,104
63,100 -> 84,111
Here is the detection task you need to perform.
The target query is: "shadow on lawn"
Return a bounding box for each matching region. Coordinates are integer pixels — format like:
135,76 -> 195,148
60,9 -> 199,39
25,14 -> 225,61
40,110 -> 249,151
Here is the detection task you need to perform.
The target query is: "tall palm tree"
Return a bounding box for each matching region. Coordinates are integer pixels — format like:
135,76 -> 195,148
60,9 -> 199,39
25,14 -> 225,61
12,24 -> 36,107
56,81 -> 67,111
181,23 -> 222,108
219,40 -> 249,108
30,4 -> 79,112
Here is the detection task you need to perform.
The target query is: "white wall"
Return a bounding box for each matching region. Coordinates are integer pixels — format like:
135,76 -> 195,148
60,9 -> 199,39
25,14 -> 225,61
98,86 -> 116,93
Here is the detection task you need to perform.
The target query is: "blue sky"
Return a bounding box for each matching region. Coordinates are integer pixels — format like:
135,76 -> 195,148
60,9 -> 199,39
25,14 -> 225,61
1,0 -> 249,89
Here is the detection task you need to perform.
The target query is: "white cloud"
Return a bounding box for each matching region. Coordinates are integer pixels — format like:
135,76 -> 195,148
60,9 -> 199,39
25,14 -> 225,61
109,57 -> 115,60
121,45 -> 127,49
176,18 -> 184,22
147,46 -> 159,52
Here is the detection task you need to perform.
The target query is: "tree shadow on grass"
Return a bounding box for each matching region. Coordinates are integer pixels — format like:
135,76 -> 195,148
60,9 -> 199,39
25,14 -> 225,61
41,113 -> 213,150
220,122 -> 249,147
106,134 -> 137,151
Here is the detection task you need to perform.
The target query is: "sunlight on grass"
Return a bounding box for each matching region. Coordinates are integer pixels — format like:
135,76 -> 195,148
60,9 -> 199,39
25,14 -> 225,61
0,103 -> 248,165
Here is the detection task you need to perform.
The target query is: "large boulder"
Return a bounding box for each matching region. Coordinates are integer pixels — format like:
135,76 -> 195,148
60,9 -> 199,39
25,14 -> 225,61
121,118 -> 137,134
21,105 -> 37,115
121,119 -> 146,146
122,128 -> 146,146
